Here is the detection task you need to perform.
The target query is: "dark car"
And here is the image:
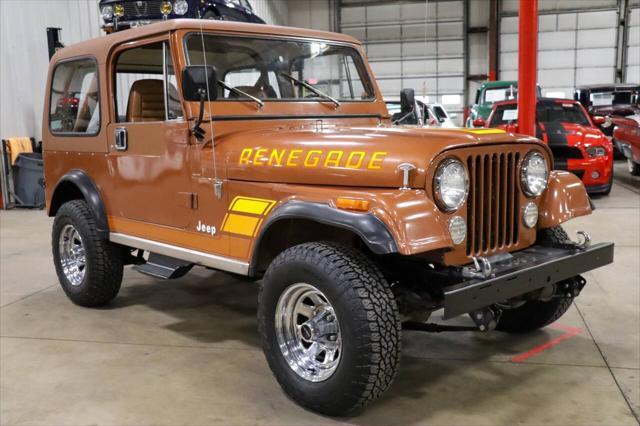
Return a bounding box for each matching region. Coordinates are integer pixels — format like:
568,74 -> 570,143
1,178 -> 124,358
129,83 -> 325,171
487,98 -> 614,195
100,0 -> 264,32
574,84 -> 640,138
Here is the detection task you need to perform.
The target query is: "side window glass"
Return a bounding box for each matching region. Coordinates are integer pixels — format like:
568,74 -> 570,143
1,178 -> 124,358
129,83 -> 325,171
114,41 -> 182,123
50,58 -> 100,134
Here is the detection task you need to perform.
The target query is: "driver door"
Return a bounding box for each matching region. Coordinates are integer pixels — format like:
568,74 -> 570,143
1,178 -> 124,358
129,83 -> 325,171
107,38 -> 193,229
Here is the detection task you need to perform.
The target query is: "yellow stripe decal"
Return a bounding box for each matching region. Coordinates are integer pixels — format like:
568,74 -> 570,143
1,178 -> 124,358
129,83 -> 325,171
464,128 -> 506,135
222,213 -> 262,237
229,196 -> 276,216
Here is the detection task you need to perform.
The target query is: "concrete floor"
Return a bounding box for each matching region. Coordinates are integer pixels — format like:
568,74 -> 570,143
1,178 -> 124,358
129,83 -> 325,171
1,162 -> 639,425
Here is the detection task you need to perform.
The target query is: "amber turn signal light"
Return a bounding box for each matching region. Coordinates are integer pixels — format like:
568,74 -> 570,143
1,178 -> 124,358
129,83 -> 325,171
335,198 -> 370,212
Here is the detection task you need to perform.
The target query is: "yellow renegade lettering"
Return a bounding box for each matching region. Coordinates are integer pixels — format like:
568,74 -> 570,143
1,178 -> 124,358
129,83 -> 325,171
239,148 -> 388,170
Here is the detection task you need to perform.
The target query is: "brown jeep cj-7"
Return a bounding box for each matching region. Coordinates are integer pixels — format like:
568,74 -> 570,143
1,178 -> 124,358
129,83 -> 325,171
43,20 -> 614,416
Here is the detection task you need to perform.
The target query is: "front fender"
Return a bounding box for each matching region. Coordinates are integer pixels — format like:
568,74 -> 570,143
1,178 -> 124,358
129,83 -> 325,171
538,170 -> 592,229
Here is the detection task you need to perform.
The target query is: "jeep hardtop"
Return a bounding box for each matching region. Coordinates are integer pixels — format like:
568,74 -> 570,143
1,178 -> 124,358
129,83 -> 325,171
43,19 -> 614,416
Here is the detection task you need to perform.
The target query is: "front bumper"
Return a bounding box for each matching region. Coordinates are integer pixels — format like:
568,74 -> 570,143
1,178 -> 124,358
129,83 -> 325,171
616,140 -> 640,163
555,156 -> 612,190
442,241 -> 614,319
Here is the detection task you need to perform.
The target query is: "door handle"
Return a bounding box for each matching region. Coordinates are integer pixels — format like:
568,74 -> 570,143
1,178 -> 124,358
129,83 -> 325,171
115,127 -> 128,151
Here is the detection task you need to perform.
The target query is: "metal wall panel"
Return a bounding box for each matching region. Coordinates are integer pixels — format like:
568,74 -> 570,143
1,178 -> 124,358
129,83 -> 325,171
0,0 -> 288,141
340,0 -> 465,121
627,7 -> 640,82
500,9 -> 618,99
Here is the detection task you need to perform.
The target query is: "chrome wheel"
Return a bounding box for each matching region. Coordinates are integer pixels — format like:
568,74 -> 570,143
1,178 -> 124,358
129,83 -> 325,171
275,283 -> 342,382
58,224 -> 86,286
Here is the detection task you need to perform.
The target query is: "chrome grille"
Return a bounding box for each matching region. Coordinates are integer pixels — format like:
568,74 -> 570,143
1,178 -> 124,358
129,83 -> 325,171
122,0 -> 163,18
466,151 -> 520,256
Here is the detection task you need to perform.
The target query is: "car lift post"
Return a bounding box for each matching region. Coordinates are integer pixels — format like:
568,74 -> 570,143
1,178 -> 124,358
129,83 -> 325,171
517,0 -> 538,136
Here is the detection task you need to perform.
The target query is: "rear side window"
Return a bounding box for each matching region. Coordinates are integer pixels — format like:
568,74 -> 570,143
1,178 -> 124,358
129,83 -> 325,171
50,58 -> 100,135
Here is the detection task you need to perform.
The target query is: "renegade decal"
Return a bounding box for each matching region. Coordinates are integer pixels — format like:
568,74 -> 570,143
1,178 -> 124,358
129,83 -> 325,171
238,148 -> 387,170
221,196 -> 277,238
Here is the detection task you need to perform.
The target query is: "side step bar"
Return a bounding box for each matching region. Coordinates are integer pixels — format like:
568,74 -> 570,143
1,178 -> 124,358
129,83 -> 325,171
133,253 -> 194,280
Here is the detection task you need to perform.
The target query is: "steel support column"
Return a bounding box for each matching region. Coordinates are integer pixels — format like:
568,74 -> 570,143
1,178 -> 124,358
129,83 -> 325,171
488,0 -> 499,81
517,0 -> 538,137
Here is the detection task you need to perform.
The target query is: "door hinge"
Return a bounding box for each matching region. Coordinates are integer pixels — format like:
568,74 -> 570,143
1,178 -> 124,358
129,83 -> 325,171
191,193 -> 198,209
214,180 -> 223,199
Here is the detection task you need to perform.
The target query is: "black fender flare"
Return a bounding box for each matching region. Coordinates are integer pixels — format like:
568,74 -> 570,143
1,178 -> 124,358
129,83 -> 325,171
250,201 -> 398,273
49,169 -> 109,238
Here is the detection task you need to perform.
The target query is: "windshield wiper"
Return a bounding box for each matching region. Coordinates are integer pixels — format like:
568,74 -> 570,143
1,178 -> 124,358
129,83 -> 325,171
279,72 -> 341,108
217,80 -> 264,109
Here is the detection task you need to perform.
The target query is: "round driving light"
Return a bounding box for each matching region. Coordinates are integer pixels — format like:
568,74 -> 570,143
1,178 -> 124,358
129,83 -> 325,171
113,4 -> 124,18
521,151 -> 548,197
522,202 -> 538,228
591,171 -> 600,179
174,0 -> 188,15
448,216 -> 467,245
434,158 -> 469,212
101,5 -> 113,20
160,1 -> 173,15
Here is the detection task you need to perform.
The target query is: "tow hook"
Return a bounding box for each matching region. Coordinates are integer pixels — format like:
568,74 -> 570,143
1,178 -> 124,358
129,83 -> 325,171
469,306 -> 502,332
462,256 -> 493,279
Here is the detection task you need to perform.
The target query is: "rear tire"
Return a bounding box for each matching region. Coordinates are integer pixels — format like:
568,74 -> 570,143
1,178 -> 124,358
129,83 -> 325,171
496,226 -> 574,333
628,159 -> 640,176
52,200 -> 123,307
258,242 -> 401,416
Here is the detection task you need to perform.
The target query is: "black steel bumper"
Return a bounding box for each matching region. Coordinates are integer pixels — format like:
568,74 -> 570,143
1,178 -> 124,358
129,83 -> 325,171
443,242 -> 614,319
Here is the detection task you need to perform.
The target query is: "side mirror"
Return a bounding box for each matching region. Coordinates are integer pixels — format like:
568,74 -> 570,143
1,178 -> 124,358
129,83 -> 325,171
592,115 -> 605,125
472,117 -> 486,127
182,65 -> 218,101
400,88 -> 415,113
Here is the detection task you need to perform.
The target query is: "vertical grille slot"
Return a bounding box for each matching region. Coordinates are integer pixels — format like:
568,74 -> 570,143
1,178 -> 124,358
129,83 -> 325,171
466,151 -> 520,257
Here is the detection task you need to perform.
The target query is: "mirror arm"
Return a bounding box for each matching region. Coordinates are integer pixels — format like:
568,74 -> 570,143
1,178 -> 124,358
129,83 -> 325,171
191,88 -> 207,141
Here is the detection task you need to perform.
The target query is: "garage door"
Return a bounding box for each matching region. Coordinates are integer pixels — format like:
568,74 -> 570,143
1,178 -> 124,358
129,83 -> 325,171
340,0 -> 465,120
626,6 -> 640,83
500,8 -> 619,98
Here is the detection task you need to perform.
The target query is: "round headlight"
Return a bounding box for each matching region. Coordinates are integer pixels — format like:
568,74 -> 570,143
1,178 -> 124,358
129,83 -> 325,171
113,4 -> 125,18
434,158 -> 469,212
174,0 -> 188,15
101,5 -> 113,20
160,1 -> 173,15
522,202 -> 538,228
520,151 -> 548,197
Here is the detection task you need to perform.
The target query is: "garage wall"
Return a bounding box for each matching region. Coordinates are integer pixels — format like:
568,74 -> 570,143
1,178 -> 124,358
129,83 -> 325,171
627,5 -> 640,83
499,5 -> 620,99
0,0 -> 288,142
339,0 -> 465,120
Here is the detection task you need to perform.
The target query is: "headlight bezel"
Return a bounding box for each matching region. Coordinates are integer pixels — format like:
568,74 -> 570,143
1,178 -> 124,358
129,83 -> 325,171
433,157 -> 470,212
520,150 -> 549,197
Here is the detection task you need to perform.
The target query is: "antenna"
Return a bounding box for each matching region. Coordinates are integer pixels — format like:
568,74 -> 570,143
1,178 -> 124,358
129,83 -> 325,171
196,11 -> 222,199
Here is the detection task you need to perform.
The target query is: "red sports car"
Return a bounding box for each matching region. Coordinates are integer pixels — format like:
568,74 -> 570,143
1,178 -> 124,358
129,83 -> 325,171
613,114 -> 640,176
484,98 -> 614,195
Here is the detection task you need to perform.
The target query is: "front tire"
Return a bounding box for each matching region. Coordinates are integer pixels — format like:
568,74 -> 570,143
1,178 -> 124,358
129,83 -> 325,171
496,226 -> 574,333
258,242 -> 401,416
52,200 -> 123,307
628,159 -> 640,176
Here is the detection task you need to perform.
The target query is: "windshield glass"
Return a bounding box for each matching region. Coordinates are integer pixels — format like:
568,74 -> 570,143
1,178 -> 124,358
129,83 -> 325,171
483,86 -> 517,104
490,102 -> 590,126
185,34 -> 374,101
590,90 -> 639,106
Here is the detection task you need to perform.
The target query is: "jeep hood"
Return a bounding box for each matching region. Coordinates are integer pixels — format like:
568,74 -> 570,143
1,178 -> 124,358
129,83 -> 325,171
220,126 -> 541,188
